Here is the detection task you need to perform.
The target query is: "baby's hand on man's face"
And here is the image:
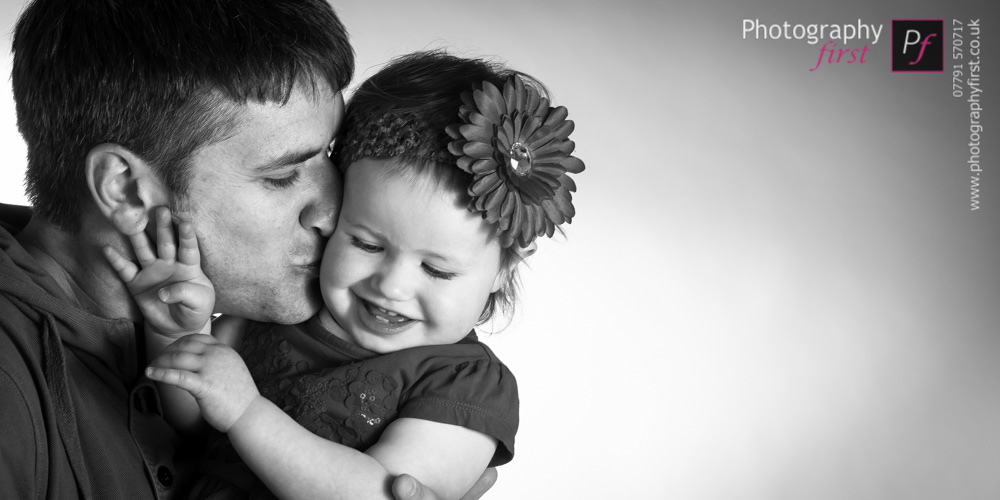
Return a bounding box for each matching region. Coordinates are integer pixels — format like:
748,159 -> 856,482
104,206 -> 215,339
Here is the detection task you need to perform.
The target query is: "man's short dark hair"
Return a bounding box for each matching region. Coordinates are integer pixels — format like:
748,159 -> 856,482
12,0 -> 355,231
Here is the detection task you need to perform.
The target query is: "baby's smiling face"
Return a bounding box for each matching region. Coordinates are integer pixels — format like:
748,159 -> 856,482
319,157 -> 505,353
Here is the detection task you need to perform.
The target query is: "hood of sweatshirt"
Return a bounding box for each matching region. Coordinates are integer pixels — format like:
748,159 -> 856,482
0,214 -> 139,385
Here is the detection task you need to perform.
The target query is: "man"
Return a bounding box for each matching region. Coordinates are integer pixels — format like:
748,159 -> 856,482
0,1 -> 495,498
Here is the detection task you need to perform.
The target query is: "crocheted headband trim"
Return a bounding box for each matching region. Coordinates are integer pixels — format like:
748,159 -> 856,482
335,76 -> 584,249
335,111 -> 454,168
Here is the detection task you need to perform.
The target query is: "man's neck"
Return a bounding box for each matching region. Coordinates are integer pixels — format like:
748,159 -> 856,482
16,216 -> 141,322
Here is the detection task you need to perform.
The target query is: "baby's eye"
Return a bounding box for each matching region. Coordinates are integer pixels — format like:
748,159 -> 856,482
422,263 -> 457,280
349,235 -> 382,253
264,170 -> 301,189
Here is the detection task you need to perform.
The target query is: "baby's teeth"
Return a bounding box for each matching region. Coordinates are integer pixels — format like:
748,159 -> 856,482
377,306 -> 399,317
375,315 -> 389,323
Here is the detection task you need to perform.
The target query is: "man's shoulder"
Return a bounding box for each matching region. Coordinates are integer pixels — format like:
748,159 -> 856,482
0,234 -> 56,385
0,293 -> 76,500
0,332 -> 45,500
0,319 -> 39,398
0,302 -> 45,446
0,292 -> 46,376
0,203 -> 32,233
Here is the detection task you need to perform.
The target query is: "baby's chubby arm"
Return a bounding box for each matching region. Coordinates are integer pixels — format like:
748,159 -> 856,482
227,396 -> 498,500
146,338 -> 497,500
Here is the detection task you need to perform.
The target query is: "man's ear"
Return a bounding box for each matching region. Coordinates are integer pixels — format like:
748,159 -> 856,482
85,144 -> 168,236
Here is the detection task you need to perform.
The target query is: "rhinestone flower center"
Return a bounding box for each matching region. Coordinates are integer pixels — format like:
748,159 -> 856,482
508,143 -> 532,176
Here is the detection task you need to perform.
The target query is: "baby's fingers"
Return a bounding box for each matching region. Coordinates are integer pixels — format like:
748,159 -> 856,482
176,221 -> 201,266
129,229 -> 157,267
146,366 -> 206,395
158,282 -> 214,330
158,281 -> 213,310
155,207 -> 177,262
149,348 -> 209,379
103,246 -> 138,283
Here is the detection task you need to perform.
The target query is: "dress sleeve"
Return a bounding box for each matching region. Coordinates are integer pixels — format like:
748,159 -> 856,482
398,357 -> 519,467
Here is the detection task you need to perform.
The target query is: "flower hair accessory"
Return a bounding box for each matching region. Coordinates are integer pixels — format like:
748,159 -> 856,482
446,76 -> 584,249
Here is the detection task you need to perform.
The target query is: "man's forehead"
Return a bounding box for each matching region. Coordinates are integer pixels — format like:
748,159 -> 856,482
190,84 -> 342,170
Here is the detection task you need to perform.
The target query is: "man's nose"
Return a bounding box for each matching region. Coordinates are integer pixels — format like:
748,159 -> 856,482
300,163 -> 342,237
300,200 -> 336,237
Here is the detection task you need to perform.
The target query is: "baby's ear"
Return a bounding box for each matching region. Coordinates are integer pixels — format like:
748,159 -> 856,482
491,241 -> 536,293
517,241 -> 538,259
85,144 -> 168,235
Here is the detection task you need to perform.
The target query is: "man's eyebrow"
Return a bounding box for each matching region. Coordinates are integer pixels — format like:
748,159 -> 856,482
252,146 -> 325,172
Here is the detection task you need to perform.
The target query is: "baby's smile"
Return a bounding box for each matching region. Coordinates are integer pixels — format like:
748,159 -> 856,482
363,299 -> 413,325
356,297 -> 418,335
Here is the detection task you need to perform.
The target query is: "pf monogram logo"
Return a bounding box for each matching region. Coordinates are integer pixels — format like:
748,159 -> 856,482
891,19 -> 944,72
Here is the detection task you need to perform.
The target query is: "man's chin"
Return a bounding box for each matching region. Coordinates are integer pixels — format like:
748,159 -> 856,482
218,283 -> 323,325
268,289 -> 323,325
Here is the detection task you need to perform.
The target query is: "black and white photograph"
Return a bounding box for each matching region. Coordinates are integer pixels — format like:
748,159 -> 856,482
0,1 -> 995,499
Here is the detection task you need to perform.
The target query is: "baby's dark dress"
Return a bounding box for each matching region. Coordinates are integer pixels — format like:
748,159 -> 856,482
187,313 -> 518,500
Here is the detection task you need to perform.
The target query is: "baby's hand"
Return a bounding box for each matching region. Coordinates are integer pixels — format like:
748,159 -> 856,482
146,334 -> 260,432
104,207 -> 215,340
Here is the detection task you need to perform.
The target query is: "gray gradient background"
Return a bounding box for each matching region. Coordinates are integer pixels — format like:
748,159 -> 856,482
1,1 -> 996,499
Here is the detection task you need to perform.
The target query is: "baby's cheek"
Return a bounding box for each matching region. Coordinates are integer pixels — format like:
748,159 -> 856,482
433,298 -> 481,341
319,258 -> 349,297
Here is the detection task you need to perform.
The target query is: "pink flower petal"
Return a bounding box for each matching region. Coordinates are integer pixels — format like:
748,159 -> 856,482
550,119 -> 574,141
541,198 -> 565,226
471,158 -> 498,174
559,175 -> 577,193
470,172 -> 502,197
510,193 -> 525,238
498,191 -> 516,231
500,118 -> 515,148
525,85 -> 541,115
503,79 -> 516,112
483,185 -> 507,223
445,124 -> 463,140
532,167 -> 566,189
459,123 -> 494,144
513,77 -> 528,112
553,189 -> 575,219
463,141 -> 495,159
470,112 -> 491,129
530,139 -> 573,159
536,97 -> 551,116
512,113 -> 525,142
560,156 -> 585,174
474,82 -> 506,124
448,139 -> 467,157
520,116 -> 543,144
457,156 -> 476,172
496,121 -> 513,150
524,125 -> 555,149
544,106 -> 569,127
